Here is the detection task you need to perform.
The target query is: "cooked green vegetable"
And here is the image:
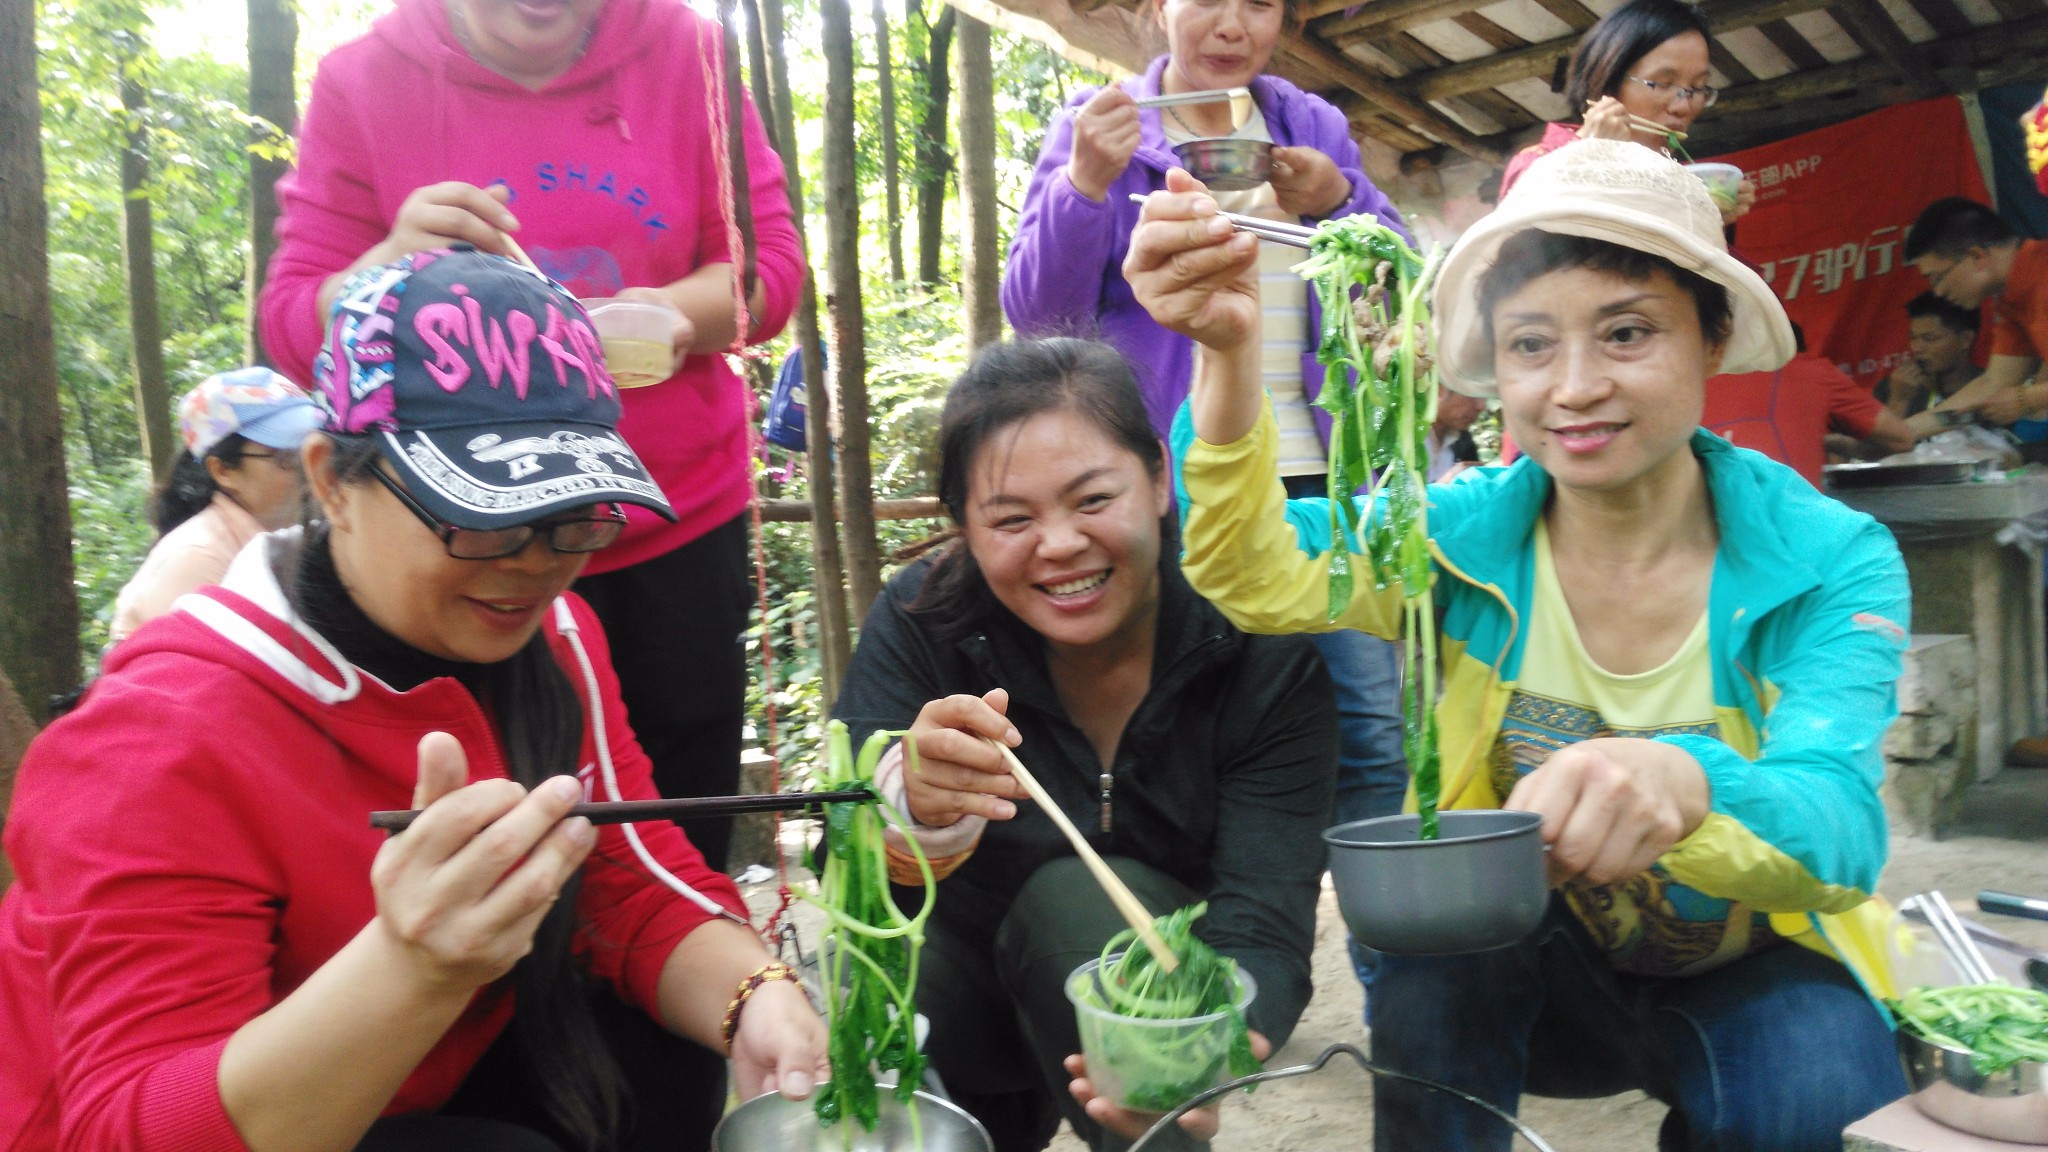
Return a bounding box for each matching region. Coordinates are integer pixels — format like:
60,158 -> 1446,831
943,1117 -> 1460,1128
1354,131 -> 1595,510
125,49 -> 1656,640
1667,132 -> 1695,164
801,720 -> 935,1135
1070,903 -> 1261,1112
1890,983 -> 2048,1075
1295,216 -> 1447,840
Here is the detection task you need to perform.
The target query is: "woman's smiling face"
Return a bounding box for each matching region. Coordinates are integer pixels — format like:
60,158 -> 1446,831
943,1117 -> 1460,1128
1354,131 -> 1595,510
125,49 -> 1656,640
1157,0 -> 1285,94
962,407 -> 1171,655
1492,263 -> 1723,494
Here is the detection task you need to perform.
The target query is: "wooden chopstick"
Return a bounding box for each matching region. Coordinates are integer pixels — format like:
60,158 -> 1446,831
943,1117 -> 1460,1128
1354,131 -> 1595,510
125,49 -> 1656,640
1627,113 -> 1686,141
984,738 -> 1180,973
370,786 -> 877,834
500,232 -> 542,272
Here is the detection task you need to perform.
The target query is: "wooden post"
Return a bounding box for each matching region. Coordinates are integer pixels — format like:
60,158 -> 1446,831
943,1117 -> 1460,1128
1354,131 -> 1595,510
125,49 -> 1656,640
761,0 -> 852,695
0,0 -> 82,724
717,0 -> 758,299
910,0 -> 956,289
956,12 -> 1002,352
822,0 -> 884,624
245,0 -> 296,366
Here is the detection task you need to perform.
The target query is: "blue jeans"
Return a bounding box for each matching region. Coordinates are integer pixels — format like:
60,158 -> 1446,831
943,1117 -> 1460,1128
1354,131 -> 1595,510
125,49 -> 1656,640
1307,627 -> 1407,991
1368,899 -> 1906,1152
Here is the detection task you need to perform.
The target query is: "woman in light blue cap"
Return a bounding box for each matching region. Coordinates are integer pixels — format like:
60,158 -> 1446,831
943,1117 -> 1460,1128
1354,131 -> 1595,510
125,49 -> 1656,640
111,366 -> 323,641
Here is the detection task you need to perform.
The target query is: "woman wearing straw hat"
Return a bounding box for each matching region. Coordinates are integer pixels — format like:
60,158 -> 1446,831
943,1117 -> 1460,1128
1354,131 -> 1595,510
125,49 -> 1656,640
1125,139 -> 1908,1150
2,250 -> 825,1152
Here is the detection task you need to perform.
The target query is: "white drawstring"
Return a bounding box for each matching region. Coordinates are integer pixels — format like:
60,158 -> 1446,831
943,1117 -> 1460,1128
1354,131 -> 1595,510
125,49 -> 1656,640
553,598 -> 747,925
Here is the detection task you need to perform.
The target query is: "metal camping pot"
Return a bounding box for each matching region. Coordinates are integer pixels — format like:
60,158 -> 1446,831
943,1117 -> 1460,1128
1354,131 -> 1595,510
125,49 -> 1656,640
1324,810 -> 1548,955
712,1089 -> 993,1152
1126,1042 -> 1559,1152
1171,138 -> 1273,192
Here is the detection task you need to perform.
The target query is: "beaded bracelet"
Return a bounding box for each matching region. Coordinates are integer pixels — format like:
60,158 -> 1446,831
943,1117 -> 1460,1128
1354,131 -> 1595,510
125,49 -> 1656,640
721,960 -> 800,1054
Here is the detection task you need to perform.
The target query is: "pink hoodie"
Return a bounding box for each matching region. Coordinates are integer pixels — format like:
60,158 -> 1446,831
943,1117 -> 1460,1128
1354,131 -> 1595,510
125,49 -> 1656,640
259,0 -> 800,573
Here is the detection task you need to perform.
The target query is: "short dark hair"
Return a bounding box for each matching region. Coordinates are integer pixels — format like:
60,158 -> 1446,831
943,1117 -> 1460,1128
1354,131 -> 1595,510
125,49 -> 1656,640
911,338 -> 1170,642
148,433 -> 251,535
1906,290 -> 1981,335
1477,230 -> 1733,353
1904,197 -> 2017,261
1562,0 -> 1712,110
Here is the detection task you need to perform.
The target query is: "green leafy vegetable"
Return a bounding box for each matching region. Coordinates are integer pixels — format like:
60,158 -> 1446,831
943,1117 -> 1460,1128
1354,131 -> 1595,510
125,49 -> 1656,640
1667,132 -> 1695,163
1295,216 -> 1447,840
801,721 -> 936,1136
1070,903 -> 1262,1112
1890,984 -> 2048,1075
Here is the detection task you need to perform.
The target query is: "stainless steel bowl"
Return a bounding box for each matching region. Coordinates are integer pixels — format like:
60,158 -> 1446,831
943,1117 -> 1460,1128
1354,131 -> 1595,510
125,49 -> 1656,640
712,1089 -> 993,1152
1324,811 -> 1548,955
1171,137 -> 1273,192
1899,1028 -> 2048,1143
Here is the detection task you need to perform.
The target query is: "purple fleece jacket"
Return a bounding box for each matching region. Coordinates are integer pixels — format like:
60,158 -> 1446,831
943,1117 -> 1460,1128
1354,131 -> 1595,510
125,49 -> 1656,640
1001,56 -> 1409,440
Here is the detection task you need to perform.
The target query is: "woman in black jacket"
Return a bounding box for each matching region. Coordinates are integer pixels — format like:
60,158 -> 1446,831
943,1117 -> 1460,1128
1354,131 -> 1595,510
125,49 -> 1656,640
832,338 -> 1339,1152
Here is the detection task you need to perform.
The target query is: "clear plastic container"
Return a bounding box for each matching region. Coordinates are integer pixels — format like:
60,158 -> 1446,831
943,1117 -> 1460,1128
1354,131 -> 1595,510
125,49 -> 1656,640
1066,953 -> 1257,1113
1684,162 -> 1744,213
582,297 -> 678,388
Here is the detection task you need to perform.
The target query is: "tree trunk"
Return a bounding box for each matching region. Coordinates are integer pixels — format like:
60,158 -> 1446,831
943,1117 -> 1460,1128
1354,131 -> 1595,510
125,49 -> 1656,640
0,0 -> 82,724
910,0 -> 955,289
739,0 -> 775,150
873,0 -> 904,284
716,0 -> 757,300
760,0 -> 851,694
119,63 -> 173,479
955,14 -> 1001,351
245,0 -> 296,366
820,0 -> 883,623
0,665 -> 36,891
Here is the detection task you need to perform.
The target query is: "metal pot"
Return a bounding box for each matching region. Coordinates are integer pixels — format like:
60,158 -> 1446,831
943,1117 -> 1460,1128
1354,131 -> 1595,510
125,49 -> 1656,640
712,1090 -> 993,1152
1898,1028 -> 2048,1143
1171,138 -> 1273,192
1324,811 -> 1548,955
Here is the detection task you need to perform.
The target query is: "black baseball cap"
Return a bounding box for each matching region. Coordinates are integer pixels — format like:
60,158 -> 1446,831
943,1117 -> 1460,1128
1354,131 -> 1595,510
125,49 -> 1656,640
312,246 -> 675,528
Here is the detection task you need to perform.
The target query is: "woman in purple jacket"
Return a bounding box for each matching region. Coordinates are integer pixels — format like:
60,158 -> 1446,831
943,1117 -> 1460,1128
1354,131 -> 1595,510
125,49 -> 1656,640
1003,0 -> 1413,994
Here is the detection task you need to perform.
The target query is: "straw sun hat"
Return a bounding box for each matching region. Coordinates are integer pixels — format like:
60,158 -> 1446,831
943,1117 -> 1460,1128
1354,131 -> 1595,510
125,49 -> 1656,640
1432,138 -> 1795,398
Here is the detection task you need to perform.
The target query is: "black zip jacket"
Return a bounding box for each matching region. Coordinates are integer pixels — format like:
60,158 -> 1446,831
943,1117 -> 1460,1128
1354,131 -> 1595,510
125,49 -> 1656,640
833,556 -> 1339,1045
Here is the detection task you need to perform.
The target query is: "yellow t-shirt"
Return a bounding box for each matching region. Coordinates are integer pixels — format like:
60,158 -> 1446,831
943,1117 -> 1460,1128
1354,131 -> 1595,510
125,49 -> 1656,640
1489,521 -> 1779,977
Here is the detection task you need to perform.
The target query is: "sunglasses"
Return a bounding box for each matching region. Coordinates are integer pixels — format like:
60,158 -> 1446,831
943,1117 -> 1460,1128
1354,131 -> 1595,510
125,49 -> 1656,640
371,467 -> 627,560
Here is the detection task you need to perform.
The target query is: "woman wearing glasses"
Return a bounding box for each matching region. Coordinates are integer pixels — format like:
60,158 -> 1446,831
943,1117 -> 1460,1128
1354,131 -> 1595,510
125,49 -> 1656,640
1498,0 -> 1753,225
111,368 -> 322,644
0,250 -> 827,1152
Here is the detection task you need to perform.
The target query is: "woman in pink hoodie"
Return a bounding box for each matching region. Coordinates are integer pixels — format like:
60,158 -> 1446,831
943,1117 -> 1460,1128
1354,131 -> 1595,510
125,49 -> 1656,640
259,0 -> 801,875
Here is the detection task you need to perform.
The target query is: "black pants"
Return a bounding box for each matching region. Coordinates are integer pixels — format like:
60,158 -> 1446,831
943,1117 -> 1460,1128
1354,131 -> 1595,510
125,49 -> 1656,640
575,513 -> 752,871
921,857 -> 1205,1152
356,986 -> 728,1152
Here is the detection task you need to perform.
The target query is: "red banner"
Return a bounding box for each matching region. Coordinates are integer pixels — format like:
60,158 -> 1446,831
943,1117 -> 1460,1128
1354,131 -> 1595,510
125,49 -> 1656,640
1708,98 -> 1989,389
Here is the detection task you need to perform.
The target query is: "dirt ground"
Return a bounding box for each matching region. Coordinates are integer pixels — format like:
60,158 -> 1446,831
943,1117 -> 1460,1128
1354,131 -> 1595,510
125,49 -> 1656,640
751,768 -> 2048,1152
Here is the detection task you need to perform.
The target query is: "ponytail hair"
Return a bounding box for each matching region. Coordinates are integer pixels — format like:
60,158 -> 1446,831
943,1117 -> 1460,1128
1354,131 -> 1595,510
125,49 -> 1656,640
150,435 -> 251,535
292,434 -> 625,1150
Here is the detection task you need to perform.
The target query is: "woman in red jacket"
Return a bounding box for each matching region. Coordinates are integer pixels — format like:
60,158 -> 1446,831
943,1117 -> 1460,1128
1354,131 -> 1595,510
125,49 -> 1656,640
1,250 -> 825,1152
258,0 -> 802,870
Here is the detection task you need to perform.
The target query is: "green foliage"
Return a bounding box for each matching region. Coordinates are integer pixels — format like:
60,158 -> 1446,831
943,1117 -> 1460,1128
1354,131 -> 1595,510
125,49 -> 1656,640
67,461 -> 156,661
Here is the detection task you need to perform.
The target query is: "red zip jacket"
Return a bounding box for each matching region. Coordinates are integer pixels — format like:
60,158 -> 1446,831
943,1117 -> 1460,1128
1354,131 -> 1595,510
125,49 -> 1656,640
0,541 -> 746,1151
257,0 -> 801,573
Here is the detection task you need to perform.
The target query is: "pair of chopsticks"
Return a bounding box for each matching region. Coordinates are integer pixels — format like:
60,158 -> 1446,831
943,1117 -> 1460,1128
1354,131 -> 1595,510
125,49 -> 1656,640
1907,891 -> 2001,985
1626,113 -> 1686,141
369,786 -> 876,834
1124,193 -> 1316,250
984,737 -> 1180,972
1134,86 -> 1251,111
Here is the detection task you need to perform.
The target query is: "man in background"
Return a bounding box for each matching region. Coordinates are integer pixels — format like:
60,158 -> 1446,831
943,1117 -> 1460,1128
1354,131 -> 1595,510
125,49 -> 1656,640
1911,197 -> 2048,429
1705,323 -> 1914,486
1827,293 -> 1982,459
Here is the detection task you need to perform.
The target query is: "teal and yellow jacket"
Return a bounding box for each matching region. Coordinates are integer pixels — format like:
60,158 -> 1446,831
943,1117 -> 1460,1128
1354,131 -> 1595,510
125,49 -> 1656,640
1174,401 -> 1911,997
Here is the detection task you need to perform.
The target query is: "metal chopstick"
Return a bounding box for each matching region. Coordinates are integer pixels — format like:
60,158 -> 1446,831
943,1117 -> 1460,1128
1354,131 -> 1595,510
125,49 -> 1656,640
1134,86 -> 1250,110
1124,194 -> 1317,248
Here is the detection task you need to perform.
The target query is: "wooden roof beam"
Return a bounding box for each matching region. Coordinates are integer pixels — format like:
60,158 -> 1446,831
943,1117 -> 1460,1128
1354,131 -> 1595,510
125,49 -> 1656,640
1707,9 -> 2048,119
1830,0 -> 1947,98
1405,36 -> 1576,101
1281,36 -> 1507,161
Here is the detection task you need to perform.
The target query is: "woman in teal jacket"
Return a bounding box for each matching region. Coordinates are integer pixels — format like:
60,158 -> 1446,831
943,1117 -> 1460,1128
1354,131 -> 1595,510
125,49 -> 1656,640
1128,139 -> 1910,1151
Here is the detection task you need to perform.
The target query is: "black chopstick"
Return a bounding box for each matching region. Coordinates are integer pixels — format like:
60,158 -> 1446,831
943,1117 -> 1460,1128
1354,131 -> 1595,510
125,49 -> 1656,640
369,786 -> 878,834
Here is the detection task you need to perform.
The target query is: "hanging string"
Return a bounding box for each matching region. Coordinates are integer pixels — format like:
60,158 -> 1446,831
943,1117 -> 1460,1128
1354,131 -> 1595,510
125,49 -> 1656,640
698,5 -> 797,942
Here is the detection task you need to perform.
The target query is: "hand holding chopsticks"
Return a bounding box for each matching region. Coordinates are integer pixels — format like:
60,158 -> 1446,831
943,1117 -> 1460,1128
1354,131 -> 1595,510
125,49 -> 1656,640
983,737 -> 1180,973
1124,192 -> 1316,249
